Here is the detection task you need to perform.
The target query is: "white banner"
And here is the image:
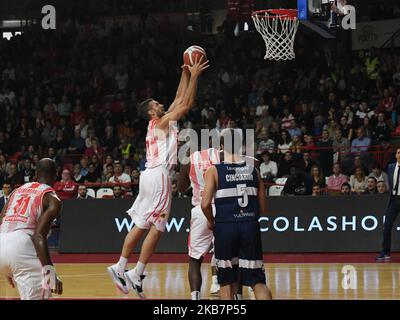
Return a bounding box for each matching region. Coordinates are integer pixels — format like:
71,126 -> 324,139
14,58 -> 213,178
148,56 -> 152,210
352,18 -> 400,50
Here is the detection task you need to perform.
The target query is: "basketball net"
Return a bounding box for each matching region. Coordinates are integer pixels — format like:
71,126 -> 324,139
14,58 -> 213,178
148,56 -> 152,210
252,9 -> 299,61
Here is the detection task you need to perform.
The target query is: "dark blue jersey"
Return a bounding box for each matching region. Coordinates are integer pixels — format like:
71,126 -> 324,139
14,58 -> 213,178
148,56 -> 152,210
214,161 -> 259,223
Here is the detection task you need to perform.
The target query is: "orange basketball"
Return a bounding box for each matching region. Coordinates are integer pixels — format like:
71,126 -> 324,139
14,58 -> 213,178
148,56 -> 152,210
183,45 -> 207,67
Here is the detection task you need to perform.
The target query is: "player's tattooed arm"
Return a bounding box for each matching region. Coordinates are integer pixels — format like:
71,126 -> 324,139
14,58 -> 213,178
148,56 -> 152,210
177,163 -> 191,194
201,166 -> 217,227
32,193 -> 62,266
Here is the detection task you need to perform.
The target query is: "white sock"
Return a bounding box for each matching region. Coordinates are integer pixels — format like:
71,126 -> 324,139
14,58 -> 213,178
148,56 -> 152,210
134,261 -> 146,276
191,291 -> 201,300
212,275 -> 218,284
117,256 -> 128,272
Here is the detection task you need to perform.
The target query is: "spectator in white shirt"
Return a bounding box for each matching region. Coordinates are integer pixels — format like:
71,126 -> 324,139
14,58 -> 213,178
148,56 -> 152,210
109,160 -> 131,189
259,151 -> 278,183
369,163 -> 389,189
278,130 -> 292,154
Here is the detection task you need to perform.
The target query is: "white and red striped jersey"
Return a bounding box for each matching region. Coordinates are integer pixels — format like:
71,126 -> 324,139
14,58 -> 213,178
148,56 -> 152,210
146,119 -> 178,172
0,182 -> 57,235
189,148 -> 221,206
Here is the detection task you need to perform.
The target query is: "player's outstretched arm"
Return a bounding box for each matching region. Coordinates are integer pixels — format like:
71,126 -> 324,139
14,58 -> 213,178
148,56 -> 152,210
257,169 -> 267,216
201,166 -> 217,227
32,193 -> 63,295
167,66 -> 190,113
158,56 -> 209,130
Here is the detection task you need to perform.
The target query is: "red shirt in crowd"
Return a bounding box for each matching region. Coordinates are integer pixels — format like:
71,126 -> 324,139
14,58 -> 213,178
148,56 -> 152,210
53,180 -> 78,200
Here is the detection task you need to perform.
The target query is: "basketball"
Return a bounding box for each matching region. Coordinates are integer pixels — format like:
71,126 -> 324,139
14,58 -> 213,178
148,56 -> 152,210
183,45 -> 207,66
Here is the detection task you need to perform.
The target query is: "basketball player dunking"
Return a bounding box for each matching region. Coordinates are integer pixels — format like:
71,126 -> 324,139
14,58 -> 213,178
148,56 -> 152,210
0,158 -> 63,300
108,56 -> 209,298
201,129 -> 272,300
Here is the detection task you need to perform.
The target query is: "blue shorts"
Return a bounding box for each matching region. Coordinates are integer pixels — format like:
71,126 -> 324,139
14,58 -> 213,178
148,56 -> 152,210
214,220 -> 266,287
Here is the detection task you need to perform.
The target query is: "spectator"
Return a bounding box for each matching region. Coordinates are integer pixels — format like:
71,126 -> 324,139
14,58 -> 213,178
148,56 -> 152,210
113,185 -> 124,199
376,88 -> 395,118
0,181 -> 12,211
216,110 -> 230,131
278,152 -> 294,178
73,163 -> 85,184
351,127 -> 371,154
369,163 -> 389,189
53,169 -> 78,199
377,181 -> 388,194
302,135 -> 317,160
103,155 -> 114,173
259,151 -> 277,183
363,177 -> 378,194
21,158 -> 35,183
312,184 -> 322,196
332,129 -> 350,163
282,166 -> 312,196
84,163 -> 102,184
77,185 -> 93,199
102,164 -> 114,182
278,130 -> 292,154
340,182 -> 352,195
372,113 -> 391,143
327,163 -> 349,191
339,115 -> 354,142
256,128 -> 275,155
300,151 -> 316,174
310,165 -> 326,188
355,101 -> 375,127
7,163 -> 24,188
117,137 -> 134,164
41,120 -> 57,146
287,120 -> 302,139
349,167 -> 368,193
68,129 -> 86,154
80,157 -> 89,177
102,126 -> 118,154
259,109 -> 274,130
85,138 -> 104,159
316,129 -> 333,176
109,160 -> 131,187
281,108 -> 295,130
58,96 -> 72,117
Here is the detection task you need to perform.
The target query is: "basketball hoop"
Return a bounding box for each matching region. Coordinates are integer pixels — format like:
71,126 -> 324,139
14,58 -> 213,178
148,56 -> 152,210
251,9 -> 299,61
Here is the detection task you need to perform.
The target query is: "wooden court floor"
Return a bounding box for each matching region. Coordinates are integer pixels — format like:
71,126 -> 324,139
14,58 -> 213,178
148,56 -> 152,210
1,262 -> 400,299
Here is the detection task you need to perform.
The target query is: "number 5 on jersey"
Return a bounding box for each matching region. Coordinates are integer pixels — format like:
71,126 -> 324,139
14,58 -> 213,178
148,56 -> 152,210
237,184 -> 248,207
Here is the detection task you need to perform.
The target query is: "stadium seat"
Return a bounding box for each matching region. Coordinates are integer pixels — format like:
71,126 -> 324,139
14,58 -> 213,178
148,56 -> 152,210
269,185 -> 284,196
87,188 -> 96,198
96,188 -> 114,199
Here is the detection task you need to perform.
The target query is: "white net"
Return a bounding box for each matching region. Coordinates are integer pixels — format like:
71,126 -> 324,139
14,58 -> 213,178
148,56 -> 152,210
252,10 -> 299,61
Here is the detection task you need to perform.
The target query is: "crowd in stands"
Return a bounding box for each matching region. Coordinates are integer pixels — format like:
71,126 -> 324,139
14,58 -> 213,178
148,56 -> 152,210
0,11 -> 400,201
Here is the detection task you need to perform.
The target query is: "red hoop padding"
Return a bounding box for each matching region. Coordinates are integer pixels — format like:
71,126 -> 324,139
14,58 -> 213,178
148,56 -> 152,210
251,9 -> 298,20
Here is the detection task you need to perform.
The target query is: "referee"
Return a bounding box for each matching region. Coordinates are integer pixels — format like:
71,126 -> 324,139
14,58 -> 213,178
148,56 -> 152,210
201,129 -> 272,300
376,148 -> 400,261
